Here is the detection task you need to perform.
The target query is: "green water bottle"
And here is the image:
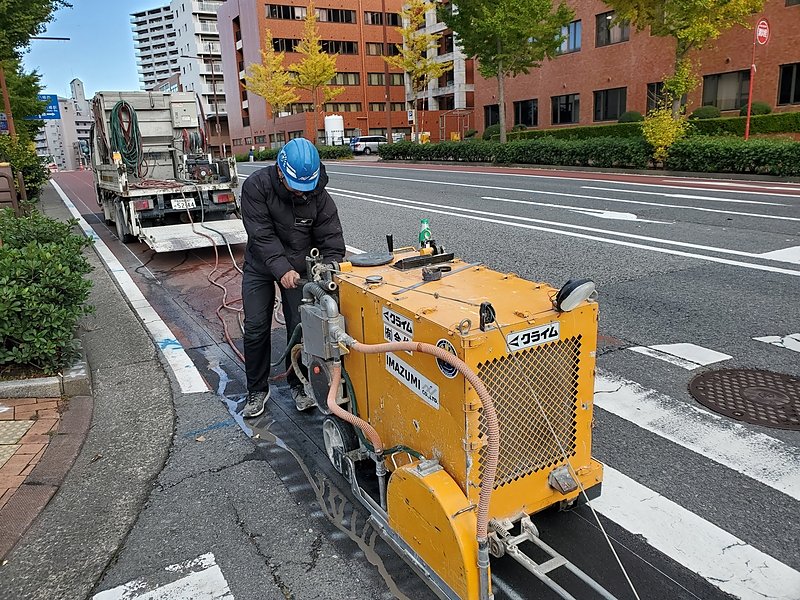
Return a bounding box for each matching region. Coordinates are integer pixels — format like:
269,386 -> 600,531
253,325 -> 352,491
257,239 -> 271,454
419,218 -> 432,247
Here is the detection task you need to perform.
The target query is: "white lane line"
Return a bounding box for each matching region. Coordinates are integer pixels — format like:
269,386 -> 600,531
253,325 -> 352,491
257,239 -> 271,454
581,186 -> 787,206
696,181 -> 800,192
330,170 -> 790,209
93,553 -> 233,599
758,246 -> 800,265
594,372 -> 800,500
329,187 -> 800,277
753,333 -> 800,353
346,245 -> 365,254
481,195 -> 800,262
52,181 -> 209,394
330,164 -> 800,198
628,343 -> 732,370
593,467 -> 800,600
482,196 -> 671,223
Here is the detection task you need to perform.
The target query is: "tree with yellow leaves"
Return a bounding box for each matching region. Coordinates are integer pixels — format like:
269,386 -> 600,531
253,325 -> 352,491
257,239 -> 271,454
385,0 -> 452,142
244,30 -> 299,124
294,2 -> 344,142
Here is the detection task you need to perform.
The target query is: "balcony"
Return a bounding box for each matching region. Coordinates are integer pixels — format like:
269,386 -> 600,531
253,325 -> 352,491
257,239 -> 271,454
198,22 -> 218,33
199,42 -> 222,55
195,1 -> 223,14
201,84 -> 226,95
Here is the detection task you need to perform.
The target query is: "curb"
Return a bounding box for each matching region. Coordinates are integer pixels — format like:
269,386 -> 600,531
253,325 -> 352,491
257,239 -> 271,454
0,348 -> 92,399
0,395 -> 93,561
376,159 -> 800,183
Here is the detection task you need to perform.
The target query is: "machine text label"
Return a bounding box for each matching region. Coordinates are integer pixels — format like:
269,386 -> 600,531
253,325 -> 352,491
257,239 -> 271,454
507,322 -> 560,351
382,308 -> 414,337
385,353 -> 440,409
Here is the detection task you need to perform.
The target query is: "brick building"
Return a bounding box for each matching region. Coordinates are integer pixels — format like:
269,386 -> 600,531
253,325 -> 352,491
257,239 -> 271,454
475,0 -> 800,133
219,0 -> 416,152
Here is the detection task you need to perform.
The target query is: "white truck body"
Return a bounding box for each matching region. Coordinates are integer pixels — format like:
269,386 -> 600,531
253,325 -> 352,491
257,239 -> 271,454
90,91 -> 247,252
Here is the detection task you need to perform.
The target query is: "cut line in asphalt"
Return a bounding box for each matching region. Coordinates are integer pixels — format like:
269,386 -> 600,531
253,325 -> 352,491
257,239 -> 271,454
51,180 -> 209,394
329,188 -> 800,277
326,164 -> 800,198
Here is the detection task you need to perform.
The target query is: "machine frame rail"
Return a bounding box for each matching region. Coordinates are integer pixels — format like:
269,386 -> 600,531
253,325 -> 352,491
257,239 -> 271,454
491,517 -> 620,600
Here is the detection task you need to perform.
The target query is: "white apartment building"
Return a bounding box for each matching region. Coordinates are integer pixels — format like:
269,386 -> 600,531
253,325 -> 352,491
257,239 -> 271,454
131,5 -> 180,89
172,0 -> 228,125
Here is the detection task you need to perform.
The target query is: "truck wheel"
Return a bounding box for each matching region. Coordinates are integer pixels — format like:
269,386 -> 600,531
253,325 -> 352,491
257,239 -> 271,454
115,202 -> 136,244
322,416 -> 359,475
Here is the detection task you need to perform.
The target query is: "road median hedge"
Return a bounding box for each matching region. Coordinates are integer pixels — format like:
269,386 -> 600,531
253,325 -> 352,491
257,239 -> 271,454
379,137 -> 800,176
236,145 -> 352,162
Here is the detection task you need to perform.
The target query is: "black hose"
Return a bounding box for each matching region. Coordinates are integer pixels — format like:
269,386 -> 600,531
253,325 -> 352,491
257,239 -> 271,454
270,323 -> 302,367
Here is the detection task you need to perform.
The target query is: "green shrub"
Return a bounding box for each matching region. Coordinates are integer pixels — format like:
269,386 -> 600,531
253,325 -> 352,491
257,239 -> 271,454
317,145 -> 353,160
689,106 -> 722,120
739,101 -> 772,116
688,111 -> 800,137
0,210 -> 94,374
665,137 -> 800,176
0,135 -> 49,201
504,121 -> 644,141
618,111 -> 644,123
482,124 -> 501,140
378,138 -> 651,168
464,129 -> 478,138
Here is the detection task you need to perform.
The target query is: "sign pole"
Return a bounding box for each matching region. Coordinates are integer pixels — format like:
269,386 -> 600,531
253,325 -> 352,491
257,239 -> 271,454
0,64 -> 17,137
745,18 -> 770,141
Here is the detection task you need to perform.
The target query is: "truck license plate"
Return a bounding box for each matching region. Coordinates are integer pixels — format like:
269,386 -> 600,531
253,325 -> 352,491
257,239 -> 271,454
171,198 -> 196,209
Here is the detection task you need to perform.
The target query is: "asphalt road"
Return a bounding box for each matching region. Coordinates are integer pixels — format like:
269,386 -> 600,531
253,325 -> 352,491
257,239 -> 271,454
53,162 -> 800,600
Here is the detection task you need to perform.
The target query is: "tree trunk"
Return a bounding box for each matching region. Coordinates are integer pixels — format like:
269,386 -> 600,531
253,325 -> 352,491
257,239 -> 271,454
497,63 -> 507,144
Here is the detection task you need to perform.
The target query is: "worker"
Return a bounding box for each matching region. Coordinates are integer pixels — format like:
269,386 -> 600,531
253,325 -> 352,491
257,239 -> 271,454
239,138 -> 345,418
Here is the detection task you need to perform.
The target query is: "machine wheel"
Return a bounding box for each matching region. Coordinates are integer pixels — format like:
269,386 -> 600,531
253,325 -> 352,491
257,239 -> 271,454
322,416 -> 359,475
114,201 -> 136,243
363,147 -> 372,155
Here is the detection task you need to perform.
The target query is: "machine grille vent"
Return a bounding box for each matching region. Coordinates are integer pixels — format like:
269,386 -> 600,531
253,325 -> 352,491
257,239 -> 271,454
477,336 -> 581,488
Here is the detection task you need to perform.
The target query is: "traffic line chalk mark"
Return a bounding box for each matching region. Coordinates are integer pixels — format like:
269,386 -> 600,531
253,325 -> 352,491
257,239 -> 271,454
51,181 -> 209,394
628,343 -> 731,370
93,553 -> 233,599
753,333 -> 800,353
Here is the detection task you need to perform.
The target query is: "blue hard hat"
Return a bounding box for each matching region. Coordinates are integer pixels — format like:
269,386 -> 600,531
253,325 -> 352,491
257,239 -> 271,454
277,138 -> 321,192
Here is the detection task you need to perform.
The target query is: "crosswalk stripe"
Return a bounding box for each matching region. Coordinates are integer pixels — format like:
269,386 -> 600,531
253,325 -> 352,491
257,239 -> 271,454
593,467 -> 800,600
595,372 -> 800,500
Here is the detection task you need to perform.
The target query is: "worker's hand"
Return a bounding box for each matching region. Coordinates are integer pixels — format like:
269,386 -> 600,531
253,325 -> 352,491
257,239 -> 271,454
280,269 -> 301,289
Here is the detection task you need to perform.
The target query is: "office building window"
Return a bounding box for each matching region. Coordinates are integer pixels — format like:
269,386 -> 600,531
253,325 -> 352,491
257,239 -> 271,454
366,42 -> 384,55
514,99 -> 538,127
266,5 -> 305,19
325,102 -> 362,112
273,38 -> 300,52
702,70 -> 750,111
596,11 -> 629,46
289,103 -> 314,113
484,104 -> 499,127
557,20 -> 581,54
646,82 -> 687,112
364,12 -> 401,26
778,63 -> 800,105
255,135 -> 267,144
390,102 -> 406,111
390,73 -> 404,85
367,72 -> 385,85
321,40 -> 358,54
288,130 -> 304,139
331,72 -> 360,85
369,102 -> 386,111
551,94 -> 580,124
594,87 -> 627,121
439,33 -> 454,55
318,8 -> 356,23
787,0 -> 800,5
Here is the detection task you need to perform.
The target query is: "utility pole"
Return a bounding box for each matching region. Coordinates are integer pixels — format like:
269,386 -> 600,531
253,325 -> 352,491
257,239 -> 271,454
381,0 -> 393,142
0,64 -> 17,137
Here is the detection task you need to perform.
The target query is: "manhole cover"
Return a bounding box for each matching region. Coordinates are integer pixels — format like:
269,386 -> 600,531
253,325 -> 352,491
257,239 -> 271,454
689,369 -> 800,430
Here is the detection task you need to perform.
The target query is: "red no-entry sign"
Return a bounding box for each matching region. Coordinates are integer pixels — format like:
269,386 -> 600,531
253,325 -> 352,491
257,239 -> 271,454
756,19 -> 770,45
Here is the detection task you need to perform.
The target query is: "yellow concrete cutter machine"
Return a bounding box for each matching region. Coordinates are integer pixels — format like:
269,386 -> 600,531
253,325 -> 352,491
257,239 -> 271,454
297,231 -> 615,600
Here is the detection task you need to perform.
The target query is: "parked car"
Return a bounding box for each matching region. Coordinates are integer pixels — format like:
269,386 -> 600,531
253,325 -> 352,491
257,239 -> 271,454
350,135 -> 388,155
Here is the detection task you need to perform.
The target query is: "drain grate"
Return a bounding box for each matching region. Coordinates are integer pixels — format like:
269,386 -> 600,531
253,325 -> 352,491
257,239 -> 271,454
689,369 -> 800,430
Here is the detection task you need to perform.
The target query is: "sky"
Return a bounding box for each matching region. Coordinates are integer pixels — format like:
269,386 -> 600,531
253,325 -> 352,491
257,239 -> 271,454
23,0 -> 160,99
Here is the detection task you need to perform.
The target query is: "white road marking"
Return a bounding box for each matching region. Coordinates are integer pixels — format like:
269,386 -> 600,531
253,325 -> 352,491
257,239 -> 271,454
52,181 -> 209,394
594,372 -> 800,500
93,553 -> 233,599
753,333 -> 800,353
330,164 -> 800,198
593,467 -> 800,600
628,343 -> 732,370
346,245 -> 365,254
581,186 -> 787,206
329,188 -> 800,277
481,196 -> 671,223
694,181 -> 800,192
757,246 -> 800,265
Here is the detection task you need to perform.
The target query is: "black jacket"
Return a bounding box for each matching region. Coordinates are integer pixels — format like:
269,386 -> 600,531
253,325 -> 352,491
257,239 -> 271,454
241,164 -> 345,279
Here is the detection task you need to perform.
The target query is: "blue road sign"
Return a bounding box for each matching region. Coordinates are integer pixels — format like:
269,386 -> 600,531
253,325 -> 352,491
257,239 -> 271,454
27,94 -> 61,120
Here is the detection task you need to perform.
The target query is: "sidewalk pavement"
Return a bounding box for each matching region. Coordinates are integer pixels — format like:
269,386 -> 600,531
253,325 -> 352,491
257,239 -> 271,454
0,183 -> 400,600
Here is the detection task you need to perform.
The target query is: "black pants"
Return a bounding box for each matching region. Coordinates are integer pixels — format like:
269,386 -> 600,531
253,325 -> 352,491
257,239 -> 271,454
242,262 -> 304,392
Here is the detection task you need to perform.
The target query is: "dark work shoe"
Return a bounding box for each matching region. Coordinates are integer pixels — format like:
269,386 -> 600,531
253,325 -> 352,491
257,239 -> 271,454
242,390 -> 270,419
291,386 -> 315,412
